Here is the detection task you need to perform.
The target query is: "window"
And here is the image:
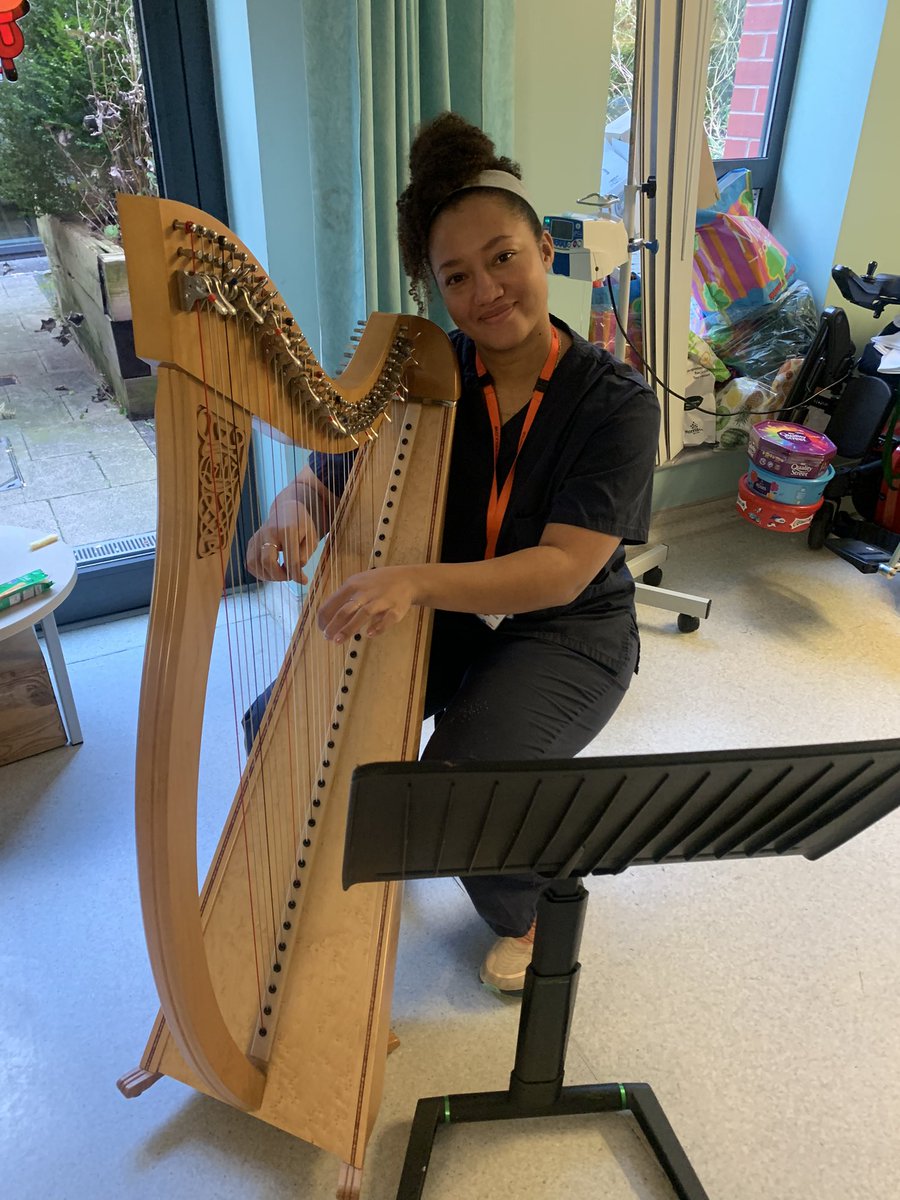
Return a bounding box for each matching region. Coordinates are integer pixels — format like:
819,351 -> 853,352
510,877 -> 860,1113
607,0 -> 809,223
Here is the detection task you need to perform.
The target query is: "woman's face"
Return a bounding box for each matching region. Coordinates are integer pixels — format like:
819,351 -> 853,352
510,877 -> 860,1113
428,192 -> 555,356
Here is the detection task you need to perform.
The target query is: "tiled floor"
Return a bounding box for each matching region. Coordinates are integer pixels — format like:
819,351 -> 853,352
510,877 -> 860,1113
1,501 -> 898,1199
0,256 -> 157,546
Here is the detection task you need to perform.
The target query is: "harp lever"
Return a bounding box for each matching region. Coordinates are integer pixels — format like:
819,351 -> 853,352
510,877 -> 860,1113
177,270 -> 235,317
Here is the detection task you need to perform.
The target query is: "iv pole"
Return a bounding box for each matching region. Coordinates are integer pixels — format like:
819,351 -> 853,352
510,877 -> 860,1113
617,0 -> 715,632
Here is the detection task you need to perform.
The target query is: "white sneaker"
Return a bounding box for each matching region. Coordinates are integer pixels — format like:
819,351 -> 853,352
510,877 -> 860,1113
479,921 -> 536,995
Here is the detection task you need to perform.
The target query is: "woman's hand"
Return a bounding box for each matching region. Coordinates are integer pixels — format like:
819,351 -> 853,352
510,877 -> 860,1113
317,566 -> 419,643
246,498 -> 320,584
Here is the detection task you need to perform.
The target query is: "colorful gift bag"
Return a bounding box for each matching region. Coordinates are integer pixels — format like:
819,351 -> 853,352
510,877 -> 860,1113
692,169 -> 798,332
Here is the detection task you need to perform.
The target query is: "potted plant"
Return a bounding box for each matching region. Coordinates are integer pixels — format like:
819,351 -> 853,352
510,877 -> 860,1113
0,0 -> 157,417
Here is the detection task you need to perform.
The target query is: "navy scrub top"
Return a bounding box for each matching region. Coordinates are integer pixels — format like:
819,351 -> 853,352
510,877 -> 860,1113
310,315 -> 660,674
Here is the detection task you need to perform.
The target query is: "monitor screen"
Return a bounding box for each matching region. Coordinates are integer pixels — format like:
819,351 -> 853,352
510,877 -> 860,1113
549,218 -> 575,241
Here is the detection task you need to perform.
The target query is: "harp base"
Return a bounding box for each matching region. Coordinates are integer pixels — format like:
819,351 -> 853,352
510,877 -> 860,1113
337,1161 -> 363,1199
395,879 -> 709,1200
116,1067 -> 163,1099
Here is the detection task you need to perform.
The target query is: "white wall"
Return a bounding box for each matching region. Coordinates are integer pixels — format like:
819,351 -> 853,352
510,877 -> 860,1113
824,0 -> 900,350
768,0 -> 888,350
513,0 -> 617,337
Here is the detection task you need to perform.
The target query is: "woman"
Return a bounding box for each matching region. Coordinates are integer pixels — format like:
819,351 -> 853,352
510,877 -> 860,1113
246,112 -> 660,994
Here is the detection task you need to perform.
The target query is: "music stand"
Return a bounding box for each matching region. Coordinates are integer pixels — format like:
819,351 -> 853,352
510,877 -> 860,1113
344,738 -> 900,1200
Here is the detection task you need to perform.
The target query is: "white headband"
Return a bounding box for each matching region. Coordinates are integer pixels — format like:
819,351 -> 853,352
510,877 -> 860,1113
432,169 -> 540,222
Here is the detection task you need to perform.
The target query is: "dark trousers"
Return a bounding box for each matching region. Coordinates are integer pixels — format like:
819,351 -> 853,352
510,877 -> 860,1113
422,611 -> 638,938
243,610 -> 638,940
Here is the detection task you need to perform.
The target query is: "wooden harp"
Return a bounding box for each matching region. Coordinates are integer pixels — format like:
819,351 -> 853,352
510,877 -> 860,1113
115,196 -> 459,1196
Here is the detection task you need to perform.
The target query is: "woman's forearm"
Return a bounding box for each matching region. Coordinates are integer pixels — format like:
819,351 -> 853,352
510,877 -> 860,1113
410,531 -> 618,615
316,526 -> 621,641
408,548 -> 575,614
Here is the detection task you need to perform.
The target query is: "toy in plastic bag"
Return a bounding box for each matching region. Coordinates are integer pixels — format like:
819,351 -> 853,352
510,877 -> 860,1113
688,330 -> 730,382
715,376 -> 780,449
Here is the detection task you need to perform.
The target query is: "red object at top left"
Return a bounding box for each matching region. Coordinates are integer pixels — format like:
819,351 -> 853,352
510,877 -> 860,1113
0,1 -> 30,83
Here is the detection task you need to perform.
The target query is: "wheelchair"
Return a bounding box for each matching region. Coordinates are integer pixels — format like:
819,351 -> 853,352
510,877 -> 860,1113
781,261 -> 900,579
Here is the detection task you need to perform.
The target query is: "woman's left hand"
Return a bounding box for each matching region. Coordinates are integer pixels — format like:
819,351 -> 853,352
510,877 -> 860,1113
317,566 -> 419,643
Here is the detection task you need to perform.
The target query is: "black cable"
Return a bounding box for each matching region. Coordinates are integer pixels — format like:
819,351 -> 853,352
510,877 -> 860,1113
603,275 -> 845,419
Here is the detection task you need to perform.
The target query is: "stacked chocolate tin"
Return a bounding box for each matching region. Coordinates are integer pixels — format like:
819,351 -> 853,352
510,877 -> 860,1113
736,420 -> 837,533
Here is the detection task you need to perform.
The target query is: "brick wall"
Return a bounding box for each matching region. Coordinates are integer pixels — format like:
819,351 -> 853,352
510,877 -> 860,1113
722,0 -> 786,158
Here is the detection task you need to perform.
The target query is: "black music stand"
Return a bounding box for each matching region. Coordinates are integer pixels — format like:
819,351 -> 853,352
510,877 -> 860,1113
343,738 -> 900,1200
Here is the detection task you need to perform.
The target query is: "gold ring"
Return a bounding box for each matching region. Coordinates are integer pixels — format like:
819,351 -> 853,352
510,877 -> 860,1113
261,542 -> 279,552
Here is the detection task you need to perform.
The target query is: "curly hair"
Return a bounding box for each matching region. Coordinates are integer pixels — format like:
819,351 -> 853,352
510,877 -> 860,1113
397,112 -> 542,313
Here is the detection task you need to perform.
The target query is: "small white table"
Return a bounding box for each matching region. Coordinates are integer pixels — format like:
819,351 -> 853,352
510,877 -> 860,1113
0,525 -> 83,745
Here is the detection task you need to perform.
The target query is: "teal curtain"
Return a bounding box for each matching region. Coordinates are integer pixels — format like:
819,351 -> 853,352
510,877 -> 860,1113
299,0 -> 515,371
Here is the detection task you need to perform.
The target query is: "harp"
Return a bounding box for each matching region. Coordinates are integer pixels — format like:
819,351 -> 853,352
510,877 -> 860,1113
115,196 -> 459,1196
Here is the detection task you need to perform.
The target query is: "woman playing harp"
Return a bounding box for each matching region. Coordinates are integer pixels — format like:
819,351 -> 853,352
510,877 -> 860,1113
248,111 -> 660,996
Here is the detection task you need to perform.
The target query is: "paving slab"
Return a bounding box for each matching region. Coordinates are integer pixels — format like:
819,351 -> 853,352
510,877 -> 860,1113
1,389 -> 79,427
14,452 -> 107,501
60,392 -> 122,423
51,479 -> 157,543
92,445 -> 158,487
0,258 -> 157,546
0,351 -> 45,377
0,326 -> 39,352
0,425 -> 29,460
20,420 -> 148,460
0,480 -> 27,508
0,497 -> 58,534
38,340 -> 94,373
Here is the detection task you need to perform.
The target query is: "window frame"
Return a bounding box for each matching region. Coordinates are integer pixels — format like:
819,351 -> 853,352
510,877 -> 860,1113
60,0 -> 232,625
711,0 -> 809,224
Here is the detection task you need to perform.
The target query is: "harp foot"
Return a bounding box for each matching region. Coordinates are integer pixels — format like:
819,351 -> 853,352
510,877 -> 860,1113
387,1029 -> 401,1055
117,1066 -> 163,1098
336,1161 -> 363,1199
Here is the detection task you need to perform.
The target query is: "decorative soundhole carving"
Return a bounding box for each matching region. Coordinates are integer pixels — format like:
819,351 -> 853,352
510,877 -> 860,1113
196,407 -> 246,558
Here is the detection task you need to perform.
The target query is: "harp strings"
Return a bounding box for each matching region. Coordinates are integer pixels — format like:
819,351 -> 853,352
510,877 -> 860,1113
188,231 -> 400,1038
190,236 -> 265,1016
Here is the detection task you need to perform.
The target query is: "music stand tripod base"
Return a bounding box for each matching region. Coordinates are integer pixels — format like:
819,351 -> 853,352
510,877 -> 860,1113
396,878 -> 708,1200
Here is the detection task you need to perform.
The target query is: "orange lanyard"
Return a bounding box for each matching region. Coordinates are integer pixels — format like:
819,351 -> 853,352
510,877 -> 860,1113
476,326 -> 560,559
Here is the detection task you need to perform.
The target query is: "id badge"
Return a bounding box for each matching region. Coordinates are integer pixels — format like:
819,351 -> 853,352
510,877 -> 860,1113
477,613 -> 508,630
